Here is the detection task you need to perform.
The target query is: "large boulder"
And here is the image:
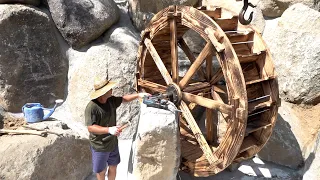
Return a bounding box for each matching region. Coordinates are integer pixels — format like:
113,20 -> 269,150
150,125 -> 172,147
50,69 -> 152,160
0,5 -> 68,113
0,0 -> 40,6
46,0 -> 120,49
263,4 -> 320,105
128,0 -> 198,31
128,103 -> 180,180
302,131 -> 320,180
0,121 -> 91,180
251,0 -> 320,17
258,101 -> 320,169
52,6 -> 140,139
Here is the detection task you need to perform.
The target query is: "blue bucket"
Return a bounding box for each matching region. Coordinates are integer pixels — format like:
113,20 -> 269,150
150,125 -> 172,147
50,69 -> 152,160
22,103 -> 44,123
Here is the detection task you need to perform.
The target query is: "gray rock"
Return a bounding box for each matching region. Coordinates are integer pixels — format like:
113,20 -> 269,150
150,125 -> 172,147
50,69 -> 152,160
0,131 -> 91,180
52,6 -> 140,139
263,4 -> 320,105
251,0 -> 320,17
0,0 -> 40,6
182,29 -> 206,54
0,5 -> 68,112
128,103 -> 180,180
128,0 -> 198,31
46,0 -> 120,49
258,101 -> 319,170
302,131 -> 320,180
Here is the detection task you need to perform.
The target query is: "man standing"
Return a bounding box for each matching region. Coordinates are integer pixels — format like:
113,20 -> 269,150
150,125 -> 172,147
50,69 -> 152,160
85,76 -> 148,180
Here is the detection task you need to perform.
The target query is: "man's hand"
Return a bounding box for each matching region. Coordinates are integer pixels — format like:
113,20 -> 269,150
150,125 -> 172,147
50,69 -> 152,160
108,126 -> 122,136
138,92 -> 151,98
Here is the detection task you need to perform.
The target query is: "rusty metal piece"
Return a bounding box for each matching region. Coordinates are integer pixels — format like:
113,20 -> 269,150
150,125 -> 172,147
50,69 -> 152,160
239,0 -> 256,25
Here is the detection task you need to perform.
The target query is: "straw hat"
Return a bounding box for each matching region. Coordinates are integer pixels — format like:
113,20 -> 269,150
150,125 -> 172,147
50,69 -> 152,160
90,76 -> 117,100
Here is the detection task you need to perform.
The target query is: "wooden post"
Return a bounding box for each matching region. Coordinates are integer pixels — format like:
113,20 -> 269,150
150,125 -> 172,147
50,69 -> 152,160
170,13 -> 178,83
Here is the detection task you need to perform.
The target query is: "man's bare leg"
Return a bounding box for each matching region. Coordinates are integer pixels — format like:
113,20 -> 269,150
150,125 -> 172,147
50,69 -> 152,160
107,165 -> 117,180
96,167 -> 107,180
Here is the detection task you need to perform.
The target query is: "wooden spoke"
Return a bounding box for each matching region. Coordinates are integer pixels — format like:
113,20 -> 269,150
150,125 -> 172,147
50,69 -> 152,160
144,38 -> 173,85
170,17 -> 178,83
183,82 -> 211,93
182,92 -> 232,114
209,68 -> 224,85
179,42 -> 213,89
138,79 -> 166,93
178,38 -> 206,80
206,52 -> 213,80
180,101 -> 219,166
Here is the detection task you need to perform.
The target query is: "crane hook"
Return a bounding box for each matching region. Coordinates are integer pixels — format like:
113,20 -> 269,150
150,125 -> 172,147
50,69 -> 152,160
239,0 -> 256,25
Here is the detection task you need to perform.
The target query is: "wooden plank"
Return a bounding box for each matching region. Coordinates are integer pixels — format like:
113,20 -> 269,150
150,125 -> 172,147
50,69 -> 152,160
178,38 -> 206,80
239,135 -> 259,153
144,38 -> 173,85
180,101 -> 219,167
238,51 -> 266,63
248,100 -> 272,113
179,42 -> 213,89
182,92 -> 232,114
170,17 -> 178,83
241,62 -> 260,82
138,79 -> 166,93
214,16 -> 238,31
245,121 -> 272,136
205,28 -> 225,52
233,44 -> 251,55
245,76 -> 275,85
226,31 -> 254,43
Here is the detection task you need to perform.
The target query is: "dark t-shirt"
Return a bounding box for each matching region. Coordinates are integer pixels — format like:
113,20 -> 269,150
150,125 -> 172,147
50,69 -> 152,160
85,96 -> 122,152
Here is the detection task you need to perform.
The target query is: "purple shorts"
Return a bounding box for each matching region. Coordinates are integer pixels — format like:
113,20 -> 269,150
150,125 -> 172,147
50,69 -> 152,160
90,146 -> 121,173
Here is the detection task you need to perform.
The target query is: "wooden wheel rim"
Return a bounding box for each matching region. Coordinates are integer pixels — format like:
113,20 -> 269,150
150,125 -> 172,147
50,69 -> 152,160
136,5 -> 280,177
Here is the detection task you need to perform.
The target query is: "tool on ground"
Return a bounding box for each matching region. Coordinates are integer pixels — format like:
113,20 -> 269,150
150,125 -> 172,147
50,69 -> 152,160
22,125 -> 62,136
0,129 -> 47,136
22,99 -> 64,123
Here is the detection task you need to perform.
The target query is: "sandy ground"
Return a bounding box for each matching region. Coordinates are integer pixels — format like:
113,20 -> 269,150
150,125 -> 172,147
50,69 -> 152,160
85,140 -> 301,180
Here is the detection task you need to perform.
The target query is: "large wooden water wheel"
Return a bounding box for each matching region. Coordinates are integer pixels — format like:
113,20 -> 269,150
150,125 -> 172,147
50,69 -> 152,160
136,5 -> 280,176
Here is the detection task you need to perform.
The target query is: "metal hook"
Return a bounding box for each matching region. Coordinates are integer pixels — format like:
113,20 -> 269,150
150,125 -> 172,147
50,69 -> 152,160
239,0 -> 256,25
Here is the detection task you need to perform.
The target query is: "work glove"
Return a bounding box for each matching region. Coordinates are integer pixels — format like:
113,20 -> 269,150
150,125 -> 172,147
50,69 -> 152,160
138,92 -> 151,98
108,126 -> 121,136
